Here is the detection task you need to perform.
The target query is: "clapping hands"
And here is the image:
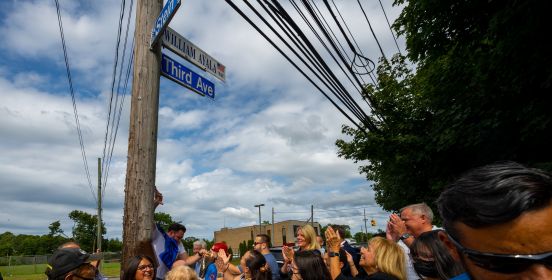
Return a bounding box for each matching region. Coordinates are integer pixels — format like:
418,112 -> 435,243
324,226 -> 342,252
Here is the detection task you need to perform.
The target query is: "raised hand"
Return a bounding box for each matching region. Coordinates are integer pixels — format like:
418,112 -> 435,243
324,226 -> 341,252
214,251 -> 225,271
282,245 -> 294,263
218,249 -> 231,265
154,186 -> 164,207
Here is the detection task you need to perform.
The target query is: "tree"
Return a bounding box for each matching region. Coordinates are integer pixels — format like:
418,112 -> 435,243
336,0 -> 552,214
48,221 -> 64,236
321,224 -> 352,239
69,210 -> 105,252
238,240 -> 247,257
154,212 -> 180,232
182,236 -> 198,254
106,238 -> 123,252
353,231 -> 373,243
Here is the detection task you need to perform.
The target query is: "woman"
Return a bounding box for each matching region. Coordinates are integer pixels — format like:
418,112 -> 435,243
122,255 -> 156,280
326,226 -> 406,280
204,242 -> 230,280
296,224 -> 320,251
165,265 -> 200,280
410,230 -> 464,279
215,249 -> 271,280
292,250 -> 331,280
359,237 -> 406,280
281,224 -> 321,274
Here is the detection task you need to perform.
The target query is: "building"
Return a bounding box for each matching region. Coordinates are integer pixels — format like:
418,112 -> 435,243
214,220 -> 321,253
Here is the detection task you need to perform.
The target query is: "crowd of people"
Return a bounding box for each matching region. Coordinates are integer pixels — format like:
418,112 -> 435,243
44,161 -> 552,280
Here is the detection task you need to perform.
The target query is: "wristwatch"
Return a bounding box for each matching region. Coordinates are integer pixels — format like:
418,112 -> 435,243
328,251 -> 340,257
399,233 -> 412,241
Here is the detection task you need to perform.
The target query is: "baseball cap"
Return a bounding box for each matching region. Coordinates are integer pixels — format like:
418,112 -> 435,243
46,248 -> 101,279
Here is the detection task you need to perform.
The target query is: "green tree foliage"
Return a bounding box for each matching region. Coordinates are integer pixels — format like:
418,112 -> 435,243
69,210 -> 105,252
321,224 -> 352,238
182,236 -> 198,254
154,212 -> 180,232
238,240 -> 247,257
48,221 -> 64,236
105,238 -> 123,252
336,0 -> 552,213
353,231 -> 373,243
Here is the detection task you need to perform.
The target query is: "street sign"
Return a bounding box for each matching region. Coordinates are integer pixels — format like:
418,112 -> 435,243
150,0 -> 181,49
163,27 -> 226,82
161,53 -> 215,98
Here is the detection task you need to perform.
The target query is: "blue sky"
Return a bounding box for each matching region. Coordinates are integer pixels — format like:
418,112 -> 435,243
0,0 -> 405,240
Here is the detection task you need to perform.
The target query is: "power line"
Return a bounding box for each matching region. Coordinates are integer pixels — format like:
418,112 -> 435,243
376,0 -> 402,55
102,0 -> 135,200
225,0 -> 365,130
355,0 -> 387,61
54,0 -> 96,203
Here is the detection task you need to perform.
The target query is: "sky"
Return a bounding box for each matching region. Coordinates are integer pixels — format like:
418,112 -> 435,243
0,0 -> 406,241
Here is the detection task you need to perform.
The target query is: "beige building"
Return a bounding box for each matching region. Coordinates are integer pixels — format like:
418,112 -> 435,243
214,220 -> 321,252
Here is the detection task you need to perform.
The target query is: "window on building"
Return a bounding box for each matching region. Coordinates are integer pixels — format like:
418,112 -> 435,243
293,225 -> 300,236
282,227 -> 286,244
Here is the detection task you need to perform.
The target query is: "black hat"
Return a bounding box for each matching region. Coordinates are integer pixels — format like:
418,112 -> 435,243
46,248 -> 100,279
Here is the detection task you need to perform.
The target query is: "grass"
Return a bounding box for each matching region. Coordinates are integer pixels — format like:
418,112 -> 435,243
0,262 -> 121,280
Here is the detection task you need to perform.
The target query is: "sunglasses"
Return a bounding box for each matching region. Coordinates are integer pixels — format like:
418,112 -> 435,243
448,233 -> 552,273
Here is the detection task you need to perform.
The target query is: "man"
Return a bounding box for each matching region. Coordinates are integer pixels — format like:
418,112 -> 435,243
152,188 -> 202,279
45,247 -> 99,280
254,234 -> 280,280
57,241 -> 105,280
387,203 -> 437,280
317,235 -> 326,255
437,161 -> 552,280
192,240 -> 207,276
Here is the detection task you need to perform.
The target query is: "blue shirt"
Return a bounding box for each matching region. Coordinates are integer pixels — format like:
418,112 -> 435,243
204,263 -> 217,280
450,273 -> 471,280
263,252 -> 280,280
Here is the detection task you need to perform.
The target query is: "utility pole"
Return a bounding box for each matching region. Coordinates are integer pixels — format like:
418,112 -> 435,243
271,207 -> 275,245
363,208 -> 368,236
254,204 -> 264,234
122,0 -> 162,271
96,158 -> 102,253
311,205 -> 314,227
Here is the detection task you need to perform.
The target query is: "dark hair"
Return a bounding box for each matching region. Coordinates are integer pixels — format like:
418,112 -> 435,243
294,250 -> 331,280
122,255 -> 156,280
437,161 -> 552,238
411,230 -> 464,279
256,234 -> 270,244
245,250 -> 271,280
168,223 -> 186,233
331,225 -> 347,238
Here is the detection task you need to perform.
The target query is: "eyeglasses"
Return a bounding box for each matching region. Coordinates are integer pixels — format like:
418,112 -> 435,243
448,233 -> 552,273
137,264 -> 154,271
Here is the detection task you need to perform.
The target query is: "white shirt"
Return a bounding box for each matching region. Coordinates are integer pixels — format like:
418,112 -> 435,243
152,226 -> 185,279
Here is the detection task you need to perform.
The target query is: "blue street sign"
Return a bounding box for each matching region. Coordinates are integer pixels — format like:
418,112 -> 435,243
161,53 -> 215,99
150,0 -> 181,49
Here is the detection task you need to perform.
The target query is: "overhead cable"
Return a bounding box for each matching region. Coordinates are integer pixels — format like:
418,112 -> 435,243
54,0 -> 96,203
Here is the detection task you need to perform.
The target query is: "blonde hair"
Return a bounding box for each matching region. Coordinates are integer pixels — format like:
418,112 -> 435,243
297,224 -> 320,250
165,265 -> 199,280
369,237 -> 406,280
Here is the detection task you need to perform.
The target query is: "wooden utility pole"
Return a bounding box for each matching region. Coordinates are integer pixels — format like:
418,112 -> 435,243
122,0 -> 162,271
97,157 -> 102,253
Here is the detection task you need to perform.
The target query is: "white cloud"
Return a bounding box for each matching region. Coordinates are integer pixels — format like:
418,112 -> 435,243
0,0 -> 405,240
